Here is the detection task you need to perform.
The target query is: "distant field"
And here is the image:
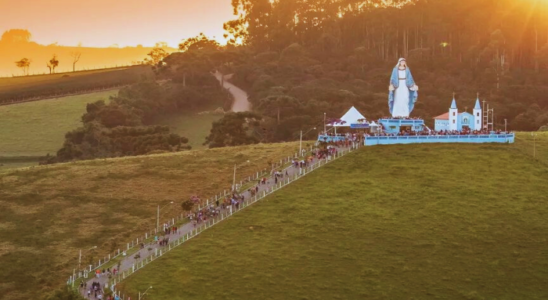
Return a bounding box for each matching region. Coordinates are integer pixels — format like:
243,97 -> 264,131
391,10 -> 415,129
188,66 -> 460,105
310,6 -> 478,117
0,90 -> 117,157
0,66 -> 152,103
0,142 -> 306,300
118,138 -> 548,300
156,112 -> 223,150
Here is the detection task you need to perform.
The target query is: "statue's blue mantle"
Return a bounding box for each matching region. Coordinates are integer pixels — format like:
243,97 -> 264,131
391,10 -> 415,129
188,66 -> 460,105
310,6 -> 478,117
389,67 -> 418,114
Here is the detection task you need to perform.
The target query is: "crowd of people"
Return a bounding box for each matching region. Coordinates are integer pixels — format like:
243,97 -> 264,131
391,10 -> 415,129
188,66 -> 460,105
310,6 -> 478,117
80,145 -> 349,299
82,280 -> 106,299
380,116 -> 423,120
370,128 -> 511,137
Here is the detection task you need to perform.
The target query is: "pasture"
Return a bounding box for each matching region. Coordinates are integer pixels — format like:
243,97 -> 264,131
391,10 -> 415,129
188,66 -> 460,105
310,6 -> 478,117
156,112 -> 223,150
0,90 -> 117,158
0,142 -> 306,300
117,136 -> 548,300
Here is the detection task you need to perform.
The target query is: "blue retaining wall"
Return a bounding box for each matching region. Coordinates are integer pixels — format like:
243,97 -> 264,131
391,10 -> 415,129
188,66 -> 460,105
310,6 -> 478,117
365,134 -> 515,146
317,135 -> 347,143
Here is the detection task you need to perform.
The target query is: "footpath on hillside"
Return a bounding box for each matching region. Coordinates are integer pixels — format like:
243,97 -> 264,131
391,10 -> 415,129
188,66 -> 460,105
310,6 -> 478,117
77,145 -> 353,299
214,71 -> 250,112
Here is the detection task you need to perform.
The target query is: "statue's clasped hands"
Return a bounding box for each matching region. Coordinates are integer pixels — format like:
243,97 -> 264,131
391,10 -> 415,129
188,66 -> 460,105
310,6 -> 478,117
389,84 -> 419,91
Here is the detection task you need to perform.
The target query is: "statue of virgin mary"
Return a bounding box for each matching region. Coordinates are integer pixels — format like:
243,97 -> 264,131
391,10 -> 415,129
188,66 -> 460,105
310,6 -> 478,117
388,58 -> 419,118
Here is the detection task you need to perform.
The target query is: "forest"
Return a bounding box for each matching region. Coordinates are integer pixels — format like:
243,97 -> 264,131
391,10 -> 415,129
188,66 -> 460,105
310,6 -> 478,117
214,0 -> 548,142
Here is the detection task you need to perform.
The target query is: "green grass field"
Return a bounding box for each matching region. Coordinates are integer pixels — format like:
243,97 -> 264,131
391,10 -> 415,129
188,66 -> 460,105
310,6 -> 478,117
0,142 -> 307,300
0,90 -> 117,158
156,112 -> 223,150
117,137 -> 548,299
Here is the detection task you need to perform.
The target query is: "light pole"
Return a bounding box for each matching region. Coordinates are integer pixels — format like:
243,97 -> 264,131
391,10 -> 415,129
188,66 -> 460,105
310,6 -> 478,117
232,160 -> 250,191
300,127 -> 317,157
323,113 -> 327,135
157,201 -> 174,233
79,246 -> 97,270
504,119 -> 507,132
139,286 -> 153,300
73,245 -> 97,287
532,132 -> 537,159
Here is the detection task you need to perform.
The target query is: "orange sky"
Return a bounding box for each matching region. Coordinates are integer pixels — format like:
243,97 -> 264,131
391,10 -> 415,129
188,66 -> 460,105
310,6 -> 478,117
0,0 -> 235,47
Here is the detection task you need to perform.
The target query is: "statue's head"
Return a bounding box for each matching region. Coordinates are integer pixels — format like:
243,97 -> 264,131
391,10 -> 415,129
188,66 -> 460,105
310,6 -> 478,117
398,58 -> 407,68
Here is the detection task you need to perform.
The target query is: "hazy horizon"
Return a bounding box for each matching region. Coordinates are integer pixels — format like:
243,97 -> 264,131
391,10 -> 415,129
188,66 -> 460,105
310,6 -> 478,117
0,0 -> 235,48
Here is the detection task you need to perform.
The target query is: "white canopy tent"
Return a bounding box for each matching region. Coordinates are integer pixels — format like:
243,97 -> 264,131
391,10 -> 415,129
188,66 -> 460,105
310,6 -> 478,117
331,106 -> 366,127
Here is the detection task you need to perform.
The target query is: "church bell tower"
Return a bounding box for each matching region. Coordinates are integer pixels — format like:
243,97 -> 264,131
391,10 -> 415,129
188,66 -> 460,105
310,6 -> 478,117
473,93 -> 482,131
449,93 -> 458,131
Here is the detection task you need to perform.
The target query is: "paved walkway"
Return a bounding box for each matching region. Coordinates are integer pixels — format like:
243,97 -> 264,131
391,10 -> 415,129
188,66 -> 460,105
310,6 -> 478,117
78,146 -> 351,298
214,71 -> 250,112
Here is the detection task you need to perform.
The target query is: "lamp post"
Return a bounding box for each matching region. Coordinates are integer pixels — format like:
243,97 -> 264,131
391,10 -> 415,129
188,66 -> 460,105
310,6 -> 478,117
157,201 -> 174,233
531,132 -> 537,159
79,246 -> 97,270
504,119 -> 507,132
232,160 -> 250,191
74,245 -> 97,287
323,113 -> 327,135
139,286 -> 153,300
300,127 -> 317,157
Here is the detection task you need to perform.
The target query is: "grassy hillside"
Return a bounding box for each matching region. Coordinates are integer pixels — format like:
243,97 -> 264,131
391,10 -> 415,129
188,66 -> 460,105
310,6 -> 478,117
0,90 -> 117,158
156,112 -> 223,150
118,136 -> 548,299
0,90 -> 224,170
0,66 -> 153,103
0,142 -> 306,300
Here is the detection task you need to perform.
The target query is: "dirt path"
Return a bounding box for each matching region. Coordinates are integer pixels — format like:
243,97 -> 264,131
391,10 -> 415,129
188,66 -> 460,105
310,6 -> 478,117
214,71 -> 250,112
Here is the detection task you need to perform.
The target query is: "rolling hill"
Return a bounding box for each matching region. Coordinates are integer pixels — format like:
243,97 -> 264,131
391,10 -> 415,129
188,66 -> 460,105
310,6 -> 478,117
115,134 -> 548,300
0,141 -> 307,300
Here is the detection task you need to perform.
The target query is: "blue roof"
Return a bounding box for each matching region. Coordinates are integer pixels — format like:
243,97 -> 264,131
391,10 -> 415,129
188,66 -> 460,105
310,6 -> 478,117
450,99 -> 457,109
474,99 -> 481,110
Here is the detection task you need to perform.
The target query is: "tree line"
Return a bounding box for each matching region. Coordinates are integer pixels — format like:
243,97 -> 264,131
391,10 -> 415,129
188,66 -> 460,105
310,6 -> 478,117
204,0 -> 548,147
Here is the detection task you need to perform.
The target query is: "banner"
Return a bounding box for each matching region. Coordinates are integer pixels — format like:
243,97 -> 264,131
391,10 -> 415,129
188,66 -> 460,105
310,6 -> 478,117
350,124 -> 370,129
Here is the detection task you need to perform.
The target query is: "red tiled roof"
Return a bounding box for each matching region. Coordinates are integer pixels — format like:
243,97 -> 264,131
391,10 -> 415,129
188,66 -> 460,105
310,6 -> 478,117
434,112 -> 449,120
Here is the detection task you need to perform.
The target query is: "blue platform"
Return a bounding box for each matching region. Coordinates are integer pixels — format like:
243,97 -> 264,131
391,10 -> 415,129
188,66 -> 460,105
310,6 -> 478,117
379,118 -> 425,134
365,133 -> 515,146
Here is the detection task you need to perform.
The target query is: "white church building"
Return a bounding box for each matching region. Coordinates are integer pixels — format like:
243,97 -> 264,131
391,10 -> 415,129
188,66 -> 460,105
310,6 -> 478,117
434,95 -> 482,132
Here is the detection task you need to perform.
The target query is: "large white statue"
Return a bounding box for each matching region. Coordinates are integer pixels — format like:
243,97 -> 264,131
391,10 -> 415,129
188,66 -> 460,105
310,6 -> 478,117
388,58 -> 419,118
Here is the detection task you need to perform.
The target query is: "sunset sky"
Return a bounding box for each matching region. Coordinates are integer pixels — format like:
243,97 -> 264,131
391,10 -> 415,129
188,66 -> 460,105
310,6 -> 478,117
0,0 -> 235,47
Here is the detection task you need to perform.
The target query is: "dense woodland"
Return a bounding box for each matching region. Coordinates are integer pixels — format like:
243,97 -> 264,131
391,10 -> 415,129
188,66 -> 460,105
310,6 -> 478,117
216,0 -> 548,143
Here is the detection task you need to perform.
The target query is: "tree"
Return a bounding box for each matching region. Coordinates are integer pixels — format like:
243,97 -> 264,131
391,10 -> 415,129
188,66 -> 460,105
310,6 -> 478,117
181,200 -> 194,214
144,47 -> 169,66
15,58 -> 31,75
204,112 -> 262,148
178,33 -> 220,52
70,51 -> 82,72
44,286 -> 83,300
47,54 -> 59,74
0,29 -> 31,43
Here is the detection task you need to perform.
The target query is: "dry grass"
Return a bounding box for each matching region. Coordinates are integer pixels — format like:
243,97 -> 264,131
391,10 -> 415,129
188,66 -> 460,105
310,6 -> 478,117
0,141 -> 309,300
